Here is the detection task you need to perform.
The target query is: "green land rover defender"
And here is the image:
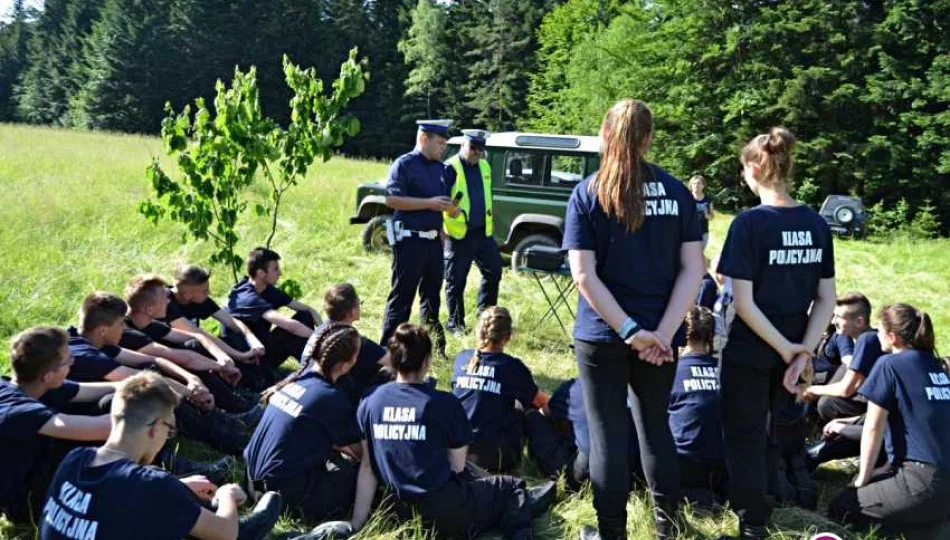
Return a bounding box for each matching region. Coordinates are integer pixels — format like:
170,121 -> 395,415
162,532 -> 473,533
349,132 -> 600,271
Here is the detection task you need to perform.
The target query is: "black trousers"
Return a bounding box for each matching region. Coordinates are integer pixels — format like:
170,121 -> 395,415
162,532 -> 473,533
829,462 -> 950,538
720,316 -> 806,528
575,339 -> 680,540
381,237 -> 445,348
468,409 -> 525,474
175,401 -> 249,456
172,339 -> 256,412
679,456 -> 728,503
444,229 -> 503,332
221,310 -> 315,392
397,474 -> 533,539
263,455 -> 358,522
526,408 -> 600,492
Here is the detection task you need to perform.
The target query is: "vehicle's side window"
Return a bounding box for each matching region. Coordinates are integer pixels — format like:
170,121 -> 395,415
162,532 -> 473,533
548,155 -> 586,189
504,151 -> 546,187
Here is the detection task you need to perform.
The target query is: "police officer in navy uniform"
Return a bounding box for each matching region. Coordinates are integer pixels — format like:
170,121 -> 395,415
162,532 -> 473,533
443,129 -> 503,336
380,120 -> 457,356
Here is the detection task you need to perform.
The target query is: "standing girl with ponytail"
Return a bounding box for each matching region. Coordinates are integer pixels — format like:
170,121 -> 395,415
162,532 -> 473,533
243,322 -> 363,520
451,306 -> 549,473
564,98 -> 705,540
829,304 -> 950,536
716,127 -> 836,540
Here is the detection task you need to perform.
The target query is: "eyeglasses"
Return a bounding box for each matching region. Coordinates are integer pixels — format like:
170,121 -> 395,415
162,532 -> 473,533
150,418 -> 179,439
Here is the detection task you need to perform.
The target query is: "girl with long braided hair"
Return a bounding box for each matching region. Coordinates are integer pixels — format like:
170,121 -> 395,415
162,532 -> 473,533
243,322 -> 363,520
450,307 -> 549,473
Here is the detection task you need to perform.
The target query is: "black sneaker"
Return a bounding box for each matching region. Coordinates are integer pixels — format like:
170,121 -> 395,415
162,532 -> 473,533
237,491 -> 282,540
290,520 -> 355,540
527,480 -> 557,518
578,525 -> 600,540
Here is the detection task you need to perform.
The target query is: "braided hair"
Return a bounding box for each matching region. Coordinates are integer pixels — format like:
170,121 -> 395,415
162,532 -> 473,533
468,307 -> 513,371
261,322 -> 360,405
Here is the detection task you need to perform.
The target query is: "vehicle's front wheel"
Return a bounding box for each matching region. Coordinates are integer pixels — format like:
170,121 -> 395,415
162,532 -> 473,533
510,233 -> 560,273
362,215 -> 393,254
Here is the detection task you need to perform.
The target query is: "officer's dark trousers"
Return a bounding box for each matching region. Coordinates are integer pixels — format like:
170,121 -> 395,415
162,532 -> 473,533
829,462 -> 950,539
468,408 -> 525,473
381,237 -> 444,345
396,474 -> 533,539
444,229 -> 503,331
575,340 -> 680,540
720,316 -> 806,529
264,455 -> 358,522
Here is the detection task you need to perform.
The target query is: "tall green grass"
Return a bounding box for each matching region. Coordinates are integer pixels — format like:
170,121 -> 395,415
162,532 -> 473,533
2,124 -> 949,539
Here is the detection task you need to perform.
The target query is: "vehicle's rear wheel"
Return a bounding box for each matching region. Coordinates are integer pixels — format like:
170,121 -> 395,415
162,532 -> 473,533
510,233 -> 559,273
834,205 -> 856,225
362,215 -> 393,254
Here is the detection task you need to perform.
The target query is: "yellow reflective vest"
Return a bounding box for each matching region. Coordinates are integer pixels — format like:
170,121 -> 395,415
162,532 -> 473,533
444,154 -> 492,239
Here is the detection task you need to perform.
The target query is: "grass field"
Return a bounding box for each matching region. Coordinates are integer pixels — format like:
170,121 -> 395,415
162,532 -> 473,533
1,123 -> 949,539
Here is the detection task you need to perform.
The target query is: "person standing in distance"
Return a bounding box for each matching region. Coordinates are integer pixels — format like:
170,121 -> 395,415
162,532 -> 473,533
380,120 -> 458,357
716,127 -> 836,540
690,175 -> 714,250
443,129 -> 504,337
564,98 -> 705,540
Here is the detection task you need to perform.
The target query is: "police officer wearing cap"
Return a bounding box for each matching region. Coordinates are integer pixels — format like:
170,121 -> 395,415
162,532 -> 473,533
380,120 -> 457,355
443,129 -> 503,336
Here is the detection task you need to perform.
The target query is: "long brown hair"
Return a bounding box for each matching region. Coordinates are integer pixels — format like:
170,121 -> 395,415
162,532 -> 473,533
684,306 -> 715,354
879,303 -> 937,355
261,322 -> 360,404
740,127 -> 796,188
468,306 -> 514,371
593,99 -> 654,233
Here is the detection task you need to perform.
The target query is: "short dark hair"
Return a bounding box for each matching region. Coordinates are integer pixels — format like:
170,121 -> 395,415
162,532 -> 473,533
10,326 -> 68,383
324,283 -> 359,321
684,306 -> 715,353
836,291 -> 872,321
124,274 -> 167,312
174,264 -> 211,286
247,247 -> 281,278
80,292 -> 128,333
387,323 -> 431,375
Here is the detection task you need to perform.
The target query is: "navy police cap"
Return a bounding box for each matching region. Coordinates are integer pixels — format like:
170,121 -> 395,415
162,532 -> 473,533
462,129 -> 489,146
416,119 -> 453,137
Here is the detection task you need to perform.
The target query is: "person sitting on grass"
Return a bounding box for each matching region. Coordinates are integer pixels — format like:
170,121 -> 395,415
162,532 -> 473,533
525,377 -> 643,492
827,304 -> 950,538
315,283 -> 391,405
803,292 -> 883,422
244,323 -> 363,522
346,324 -> 556,540
67,292 -> 253,456
450,307 -> 549,473
223,247 -> 322,387
121,274 -> 252,413
0,326 -> 115,525
696,261 -> 719,312
40,371 -> 282,540
163,264 -> 271,392
668,307 -> 727,508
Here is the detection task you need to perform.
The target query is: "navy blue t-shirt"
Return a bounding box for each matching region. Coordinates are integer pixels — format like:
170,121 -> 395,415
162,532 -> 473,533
668,353 -> 723,462
164,287 -> 221,328
697,273 -> 718,311
859,350 -> 950,469
0,379 -> 79,511
357,382 -> 473,500
245,371 -> 360,483
386,150 -> 452,232
695,196 -> 712,233
443,156 -> 486,229
548,378 -> 639,461
306,324 -> 389,404
40,447 -> 201,540
814,332 -> 854,374
451,350 -> 538,443
717,205 -> 835,319
224,278 -> 294,343
119,316 -> 173,352
67,328 -> 124,383
563,165 -> 702,344
849,330 -> 885,378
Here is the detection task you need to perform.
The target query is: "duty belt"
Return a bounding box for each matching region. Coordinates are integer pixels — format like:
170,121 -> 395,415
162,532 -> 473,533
386,220 -> 439,245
